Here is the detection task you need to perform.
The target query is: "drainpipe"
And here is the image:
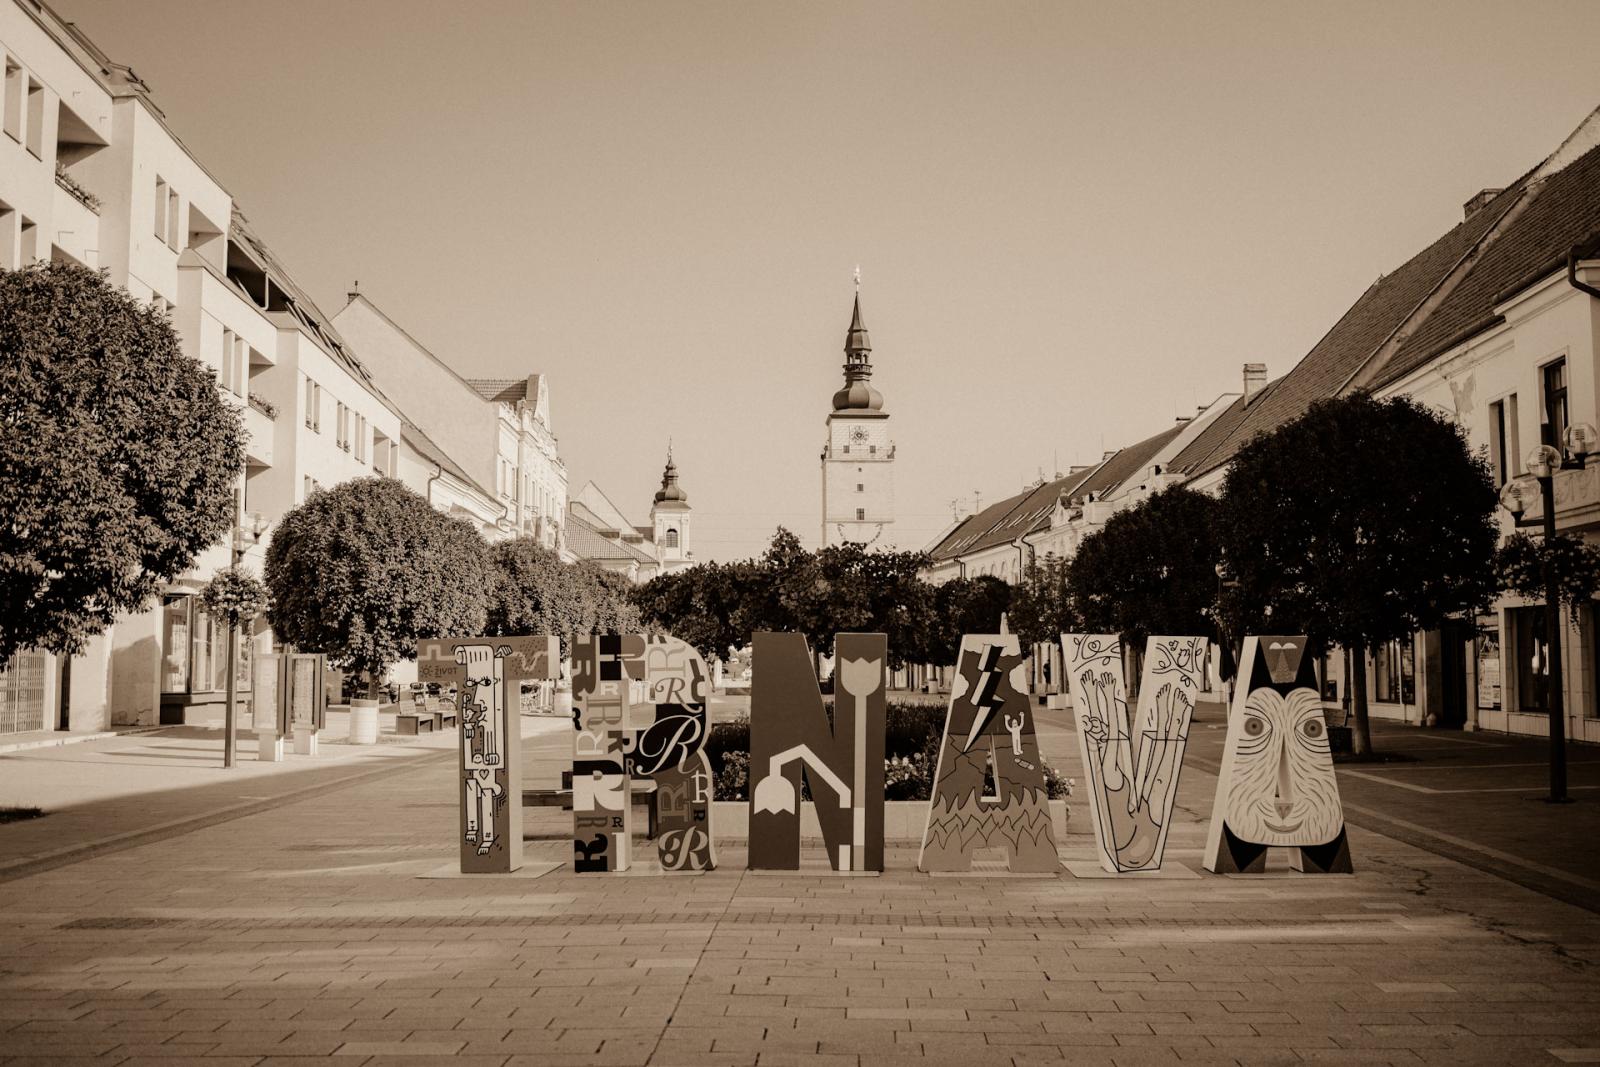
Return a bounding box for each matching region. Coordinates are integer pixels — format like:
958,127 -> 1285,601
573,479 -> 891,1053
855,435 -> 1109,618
425,462 -> 442,508
1569,246 -> 1600,302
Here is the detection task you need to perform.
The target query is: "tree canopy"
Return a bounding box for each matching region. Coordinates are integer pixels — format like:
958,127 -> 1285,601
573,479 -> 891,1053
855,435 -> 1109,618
1008,554 -> 1075,649
264,477 -> 490,695
486,537 -> 641,652
1068,486 -> 1223,645
0,263 -> 245,664
633,528 -> 938,669
1216,392 -> 1499,755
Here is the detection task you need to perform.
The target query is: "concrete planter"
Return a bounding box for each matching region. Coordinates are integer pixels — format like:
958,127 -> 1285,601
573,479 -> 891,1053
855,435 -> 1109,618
348,699 -> 380,745
709,798 -> 1070,842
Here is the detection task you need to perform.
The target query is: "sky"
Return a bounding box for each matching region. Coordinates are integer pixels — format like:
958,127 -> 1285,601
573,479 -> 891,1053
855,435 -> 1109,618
57,0 -> 1600,561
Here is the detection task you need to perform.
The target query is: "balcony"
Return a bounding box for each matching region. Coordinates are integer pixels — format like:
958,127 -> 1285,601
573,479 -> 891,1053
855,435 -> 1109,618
50,180 -> 99,268
244,403 -> 275,467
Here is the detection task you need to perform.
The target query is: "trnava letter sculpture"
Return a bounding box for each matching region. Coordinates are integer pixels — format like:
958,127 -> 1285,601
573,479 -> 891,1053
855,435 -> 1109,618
1063,634 -> 1206,873
1202,635 -> 1352,874
572,634 -> 716,873
919,633 -> 1058,872
417,635 -> 559,874
748,632 -> 887,872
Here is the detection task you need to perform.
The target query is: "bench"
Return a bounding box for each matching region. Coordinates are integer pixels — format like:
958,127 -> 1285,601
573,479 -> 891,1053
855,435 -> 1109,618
523,773 -> 661,837
396,702 -> 459,735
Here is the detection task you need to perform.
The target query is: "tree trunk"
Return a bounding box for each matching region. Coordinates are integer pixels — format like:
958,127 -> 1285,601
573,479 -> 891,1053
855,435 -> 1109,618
367,670 -> 382,702
1350,642 -> 1374,759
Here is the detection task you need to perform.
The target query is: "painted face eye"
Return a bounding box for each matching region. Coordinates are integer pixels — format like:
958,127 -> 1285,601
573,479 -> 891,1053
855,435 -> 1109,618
1243,716 -> 1266,738
1303,719 -> 1325,739
478,677 -> 493,688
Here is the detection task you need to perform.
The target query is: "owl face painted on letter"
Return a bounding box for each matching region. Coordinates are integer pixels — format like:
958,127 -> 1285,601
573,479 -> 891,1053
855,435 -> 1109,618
1222,686 -> 1342,846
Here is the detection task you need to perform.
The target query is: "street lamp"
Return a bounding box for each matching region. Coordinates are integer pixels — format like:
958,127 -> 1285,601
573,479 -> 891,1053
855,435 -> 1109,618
1497,421 -> 1596,803
223,511 -> 270,770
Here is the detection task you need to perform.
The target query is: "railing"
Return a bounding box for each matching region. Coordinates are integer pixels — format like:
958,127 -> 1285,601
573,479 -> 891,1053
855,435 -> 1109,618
248,392 -> 278,419
54,163 -> 100,214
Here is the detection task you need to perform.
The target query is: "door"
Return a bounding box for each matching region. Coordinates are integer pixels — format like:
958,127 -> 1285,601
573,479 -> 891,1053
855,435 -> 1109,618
1437,621 -> 1470,729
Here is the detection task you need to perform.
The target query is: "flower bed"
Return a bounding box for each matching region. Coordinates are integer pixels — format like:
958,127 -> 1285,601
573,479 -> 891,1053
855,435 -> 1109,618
706,700 -> 1072,802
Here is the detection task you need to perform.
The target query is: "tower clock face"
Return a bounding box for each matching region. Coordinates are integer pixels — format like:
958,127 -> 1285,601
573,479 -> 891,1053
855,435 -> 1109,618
849,427 -> 869,444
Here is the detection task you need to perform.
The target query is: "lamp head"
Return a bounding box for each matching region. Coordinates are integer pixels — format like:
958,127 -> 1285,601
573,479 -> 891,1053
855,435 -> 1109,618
1564,422 -> 1598,460
1499,477 -> 1533,516
1526,444 -> 1562,479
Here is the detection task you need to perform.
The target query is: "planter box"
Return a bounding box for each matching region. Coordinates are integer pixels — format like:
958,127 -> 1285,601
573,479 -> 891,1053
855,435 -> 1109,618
709,798 -> 1070,843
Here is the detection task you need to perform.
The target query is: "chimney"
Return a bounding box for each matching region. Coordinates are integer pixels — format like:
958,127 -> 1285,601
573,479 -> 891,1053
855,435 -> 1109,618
1242,362 -> 1267,399
1463,188 -> 1504,221
1102,450 -> 1118,462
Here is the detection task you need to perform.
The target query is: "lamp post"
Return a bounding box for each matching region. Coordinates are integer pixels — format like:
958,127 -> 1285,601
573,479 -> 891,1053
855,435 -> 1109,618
223,511 -> 270,770
1497,422 -> 1597,804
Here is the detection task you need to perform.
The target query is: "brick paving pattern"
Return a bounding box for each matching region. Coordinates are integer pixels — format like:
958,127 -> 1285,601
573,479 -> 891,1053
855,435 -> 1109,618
2,705 -> 1599,1065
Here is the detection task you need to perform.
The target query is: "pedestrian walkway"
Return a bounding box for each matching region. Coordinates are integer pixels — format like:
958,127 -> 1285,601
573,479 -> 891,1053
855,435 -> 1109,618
1179,713 -> 1600,914
0,714 -> 570,883
3,699 -> 1600,1065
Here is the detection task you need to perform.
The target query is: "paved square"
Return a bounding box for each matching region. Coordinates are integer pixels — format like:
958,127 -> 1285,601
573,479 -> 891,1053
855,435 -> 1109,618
3,710 -> 1599,1066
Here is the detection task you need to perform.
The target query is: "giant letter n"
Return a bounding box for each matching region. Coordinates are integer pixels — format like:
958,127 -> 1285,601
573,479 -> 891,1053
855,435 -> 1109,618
748,632 -> 886,872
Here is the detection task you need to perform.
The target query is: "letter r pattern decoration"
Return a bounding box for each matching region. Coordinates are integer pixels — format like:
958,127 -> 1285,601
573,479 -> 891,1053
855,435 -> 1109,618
572,634 -> 716,873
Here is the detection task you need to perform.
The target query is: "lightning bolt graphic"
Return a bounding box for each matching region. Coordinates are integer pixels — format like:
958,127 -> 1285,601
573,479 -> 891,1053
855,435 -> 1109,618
962,644 -> 1007,752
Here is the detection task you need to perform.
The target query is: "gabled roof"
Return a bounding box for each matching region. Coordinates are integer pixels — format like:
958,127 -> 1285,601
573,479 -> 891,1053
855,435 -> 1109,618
466,376 -> 540,404
1169,385 -> 1277,475
1071,424 -> 1186,502
400,418 -> 497,503
1182,180 -> 1524,478
928,464 -> 1104,562
1369,140 -> 1600,389
565,510 -> 656,564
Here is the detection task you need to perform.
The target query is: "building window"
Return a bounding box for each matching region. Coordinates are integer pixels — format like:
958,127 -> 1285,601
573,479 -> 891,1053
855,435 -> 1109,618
220,329 -> 235,393
336,401 -> 349,450
1489,398 -> 1509,486
1373,638 -> 1415,705
3,60 -> 22,143
167,187 -> 181,249
161,595 -> 191,694
1476,617 -> 1502,712
19,217 -> 35,265
1510,605 -> 1549,712
662,528 -> 679,549
1542,358 -> 1569,450
354,415 -> 366,462
856,508 -> 866,520
23,77 -> 41,159
154,177 -> 168,240
856,483 -> 864,492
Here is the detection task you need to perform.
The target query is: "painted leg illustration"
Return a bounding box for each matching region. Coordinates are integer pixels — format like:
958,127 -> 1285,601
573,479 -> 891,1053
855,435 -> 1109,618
474,771 -> 503,855
463,771 -> 480,847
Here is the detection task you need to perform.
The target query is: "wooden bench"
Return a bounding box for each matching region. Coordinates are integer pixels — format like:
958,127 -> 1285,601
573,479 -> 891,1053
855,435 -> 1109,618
523,773 -> 661,837
396,700 -> 459,735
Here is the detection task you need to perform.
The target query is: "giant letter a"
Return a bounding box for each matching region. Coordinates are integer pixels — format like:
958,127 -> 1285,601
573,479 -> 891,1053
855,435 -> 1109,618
748,632 -> 886,872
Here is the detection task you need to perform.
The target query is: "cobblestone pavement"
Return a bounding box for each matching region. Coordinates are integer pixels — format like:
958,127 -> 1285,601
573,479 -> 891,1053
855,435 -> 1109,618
3,704 -> 1600,1066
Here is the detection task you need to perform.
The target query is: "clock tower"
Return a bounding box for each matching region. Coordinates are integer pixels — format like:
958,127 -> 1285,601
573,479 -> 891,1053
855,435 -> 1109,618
821,289 -> 895,547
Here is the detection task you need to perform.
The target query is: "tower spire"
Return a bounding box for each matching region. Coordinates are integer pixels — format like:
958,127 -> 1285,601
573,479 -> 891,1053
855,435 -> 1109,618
833,284 -> 882,412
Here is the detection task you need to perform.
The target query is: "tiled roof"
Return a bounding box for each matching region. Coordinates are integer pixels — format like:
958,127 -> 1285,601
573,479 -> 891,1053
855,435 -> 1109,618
1169,386 -> 1273,475
466,376 -> 541,404
1183,183 -> 1523,478
565,511 -> 656,564
1370,142 -> 1600,389
929,465 -> 1104,562
1072,424 -> 1185,502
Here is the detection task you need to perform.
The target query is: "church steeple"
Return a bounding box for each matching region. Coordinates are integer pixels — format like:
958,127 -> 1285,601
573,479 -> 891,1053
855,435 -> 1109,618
653,443 -> 687,504
832,290 -> 885,413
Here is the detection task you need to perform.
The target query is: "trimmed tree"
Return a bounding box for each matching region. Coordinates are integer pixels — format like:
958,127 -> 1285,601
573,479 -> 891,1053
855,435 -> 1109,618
265,477 -> 490,698
0,263 -> 244,664
486,538 -> 642,653
1008,553 -> 1076,650
1216,393 -> 1499,758
1069,486 -> 1223,689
